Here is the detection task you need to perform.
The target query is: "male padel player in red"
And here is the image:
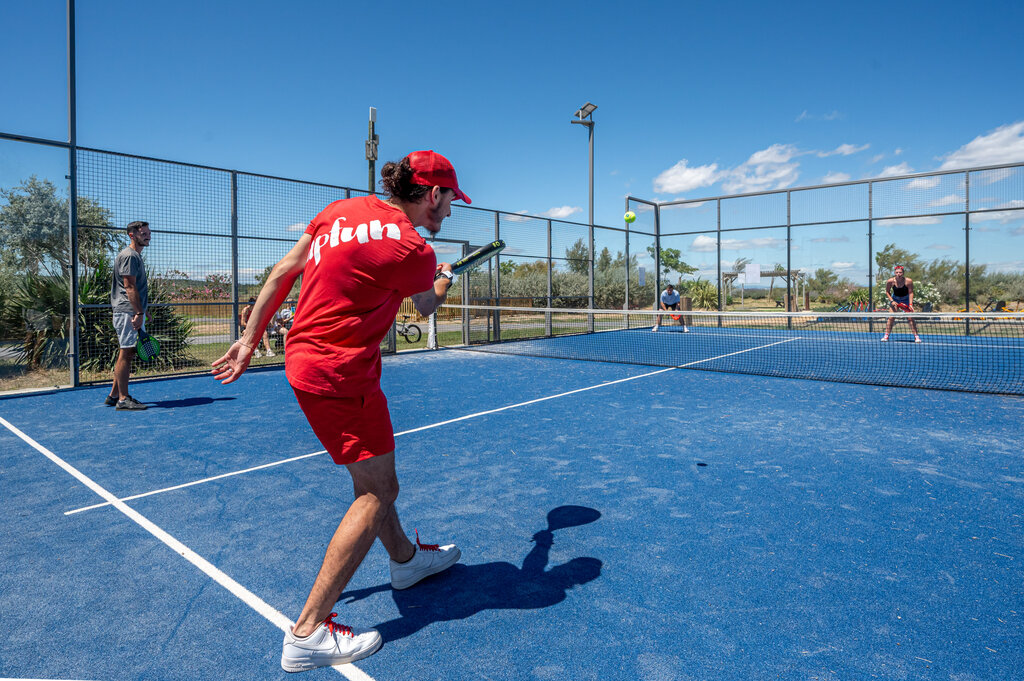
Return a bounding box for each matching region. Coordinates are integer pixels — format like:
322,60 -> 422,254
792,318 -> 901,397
213,151 -> 469,672
881,264 -> 922,343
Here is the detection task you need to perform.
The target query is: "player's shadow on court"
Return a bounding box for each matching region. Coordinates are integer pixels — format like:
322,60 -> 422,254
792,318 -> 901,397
339,505 -> 602,642
146,396 -> 236,409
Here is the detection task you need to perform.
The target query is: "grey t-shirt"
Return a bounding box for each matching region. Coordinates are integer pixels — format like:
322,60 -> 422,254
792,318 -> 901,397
110,247 -> 148,315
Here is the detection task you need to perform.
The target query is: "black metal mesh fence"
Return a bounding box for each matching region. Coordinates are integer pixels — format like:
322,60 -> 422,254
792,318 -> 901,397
1,138 -> 1022,392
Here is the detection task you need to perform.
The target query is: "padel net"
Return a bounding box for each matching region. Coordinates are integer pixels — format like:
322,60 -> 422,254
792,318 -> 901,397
435,304 -> 1024,396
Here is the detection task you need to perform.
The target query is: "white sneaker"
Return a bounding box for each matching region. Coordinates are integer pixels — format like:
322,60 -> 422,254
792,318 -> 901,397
390,532 -> 461,590
880,336 -> 889,342
651,326 -> 659,333
682,327 -> 689,333
266,349 -> 276,357
914,336 -> 922,343
281,613 -> 382,672
253,348 -> 262,358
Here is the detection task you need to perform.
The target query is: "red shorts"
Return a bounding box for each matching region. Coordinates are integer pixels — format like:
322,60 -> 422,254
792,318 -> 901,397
293,387 -> 395,465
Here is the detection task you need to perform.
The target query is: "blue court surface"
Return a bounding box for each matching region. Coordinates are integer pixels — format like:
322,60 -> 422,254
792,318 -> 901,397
1,348 -> 1022,681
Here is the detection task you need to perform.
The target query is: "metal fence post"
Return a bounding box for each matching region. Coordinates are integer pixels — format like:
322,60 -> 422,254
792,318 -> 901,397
716,199 -> 723,322
624,201 -> 630,312
546,219 -> 553,336
588,221 -> 595,331
965,171 -> 972,336
868,182 -> 876,333
230,172 -> 240,342
67,0 -> 80,387
786,191 -> 792,328
654,203 -> 661,312
494,212 -> 501,341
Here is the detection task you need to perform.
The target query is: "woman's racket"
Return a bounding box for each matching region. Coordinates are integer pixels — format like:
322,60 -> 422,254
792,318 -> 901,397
136,329 -> 161,361
436,240 -> 506,279
893,302 -> 912,312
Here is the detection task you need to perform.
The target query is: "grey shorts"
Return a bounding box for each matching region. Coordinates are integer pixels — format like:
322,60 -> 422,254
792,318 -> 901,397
113,313 -> 145,349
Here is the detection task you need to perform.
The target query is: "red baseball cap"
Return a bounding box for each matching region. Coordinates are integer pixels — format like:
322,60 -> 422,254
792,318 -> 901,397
407,150 -> 471,204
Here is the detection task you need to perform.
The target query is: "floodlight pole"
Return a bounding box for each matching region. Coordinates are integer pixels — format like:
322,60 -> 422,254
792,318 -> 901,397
366,107 -> 378,194
571,103 -> 596,326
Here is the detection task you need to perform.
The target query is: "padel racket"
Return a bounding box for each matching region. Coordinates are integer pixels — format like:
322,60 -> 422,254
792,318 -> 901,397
893,302 -> 912,312
136,329 -> 161,361
436,240 -> 506,279
671,314 -> 681,321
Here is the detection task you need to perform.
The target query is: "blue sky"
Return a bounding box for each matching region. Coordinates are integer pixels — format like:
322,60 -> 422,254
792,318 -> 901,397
2,0 -> 1023,283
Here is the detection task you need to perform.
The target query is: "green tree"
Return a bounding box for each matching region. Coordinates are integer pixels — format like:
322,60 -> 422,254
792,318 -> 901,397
0,176 -> 119,276
564,238 -> 590,274
646,245 -> 697,283
255,264 -> 302,301
874,243 -> 922,281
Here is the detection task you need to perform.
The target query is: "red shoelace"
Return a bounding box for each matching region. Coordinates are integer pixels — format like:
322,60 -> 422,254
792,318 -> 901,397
415,529 -> 440,551
322,613 -> 352,637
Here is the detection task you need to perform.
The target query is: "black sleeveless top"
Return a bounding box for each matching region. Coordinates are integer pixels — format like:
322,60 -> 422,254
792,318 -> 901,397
892,282 -> 909,297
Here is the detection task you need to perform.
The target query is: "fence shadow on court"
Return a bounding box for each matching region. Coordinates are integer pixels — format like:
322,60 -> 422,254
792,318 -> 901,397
338,505 -> 603,642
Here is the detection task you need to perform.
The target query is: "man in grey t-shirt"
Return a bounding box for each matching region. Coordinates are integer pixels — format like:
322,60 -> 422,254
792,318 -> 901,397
105,221 -> 152,410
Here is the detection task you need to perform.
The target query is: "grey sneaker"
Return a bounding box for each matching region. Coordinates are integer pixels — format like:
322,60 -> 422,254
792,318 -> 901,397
281,614 -> 381,672
104,394 -> 118,406
116,396 -> 148,411
390,532 -> 461,590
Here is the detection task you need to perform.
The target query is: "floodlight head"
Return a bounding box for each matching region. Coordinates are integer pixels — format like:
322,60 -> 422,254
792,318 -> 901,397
369,107 -> 377,123
574,102 -> 597,119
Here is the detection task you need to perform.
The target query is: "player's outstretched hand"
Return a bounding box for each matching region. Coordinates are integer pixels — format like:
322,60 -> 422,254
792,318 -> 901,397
211,341 -> 254,384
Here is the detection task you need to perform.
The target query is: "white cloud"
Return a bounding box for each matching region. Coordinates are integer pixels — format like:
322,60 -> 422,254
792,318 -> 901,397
503,210 -> 534,223
822,171 -> 851,184
871,153 -> 886,163
653,159 -> 722,194
970,200 -> 1024,224
875,216 -> 942,226
832,261 -> 857,269
796,110 -> 843,122
907,176 -> 941,190
691,235 -> 717,252
927,194 -> 964,207
541,206 -> 582,220
285,222 -> 306,232
810,236 -> 850,243
818,143 -> 869,157
986,259 -> 1024,273
976,168 -> 1015,185
691,234 -> 787,252
879,162 -> 914,177
722,144 -> 800,194
659,200 -> 708,210
926,244 -> 953,250
940,121 -> 1024,169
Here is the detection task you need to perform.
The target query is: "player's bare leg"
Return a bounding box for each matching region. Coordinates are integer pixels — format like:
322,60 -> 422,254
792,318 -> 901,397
292,452 -> 400,636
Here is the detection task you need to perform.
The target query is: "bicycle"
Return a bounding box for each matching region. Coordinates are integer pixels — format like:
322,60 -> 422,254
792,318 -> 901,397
395,315 -> 421,343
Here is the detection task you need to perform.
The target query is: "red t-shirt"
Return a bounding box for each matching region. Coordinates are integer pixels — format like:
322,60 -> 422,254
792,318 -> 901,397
285,196 -> 436,397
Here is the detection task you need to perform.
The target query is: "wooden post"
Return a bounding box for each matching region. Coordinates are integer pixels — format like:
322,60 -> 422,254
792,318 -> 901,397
804,290 -> 810,310
682,296 -> 692,326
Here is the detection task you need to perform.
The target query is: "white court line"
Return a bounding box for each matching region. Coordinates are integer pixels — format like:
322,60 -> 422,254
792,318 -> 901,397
63,337 -> 798,516
65,451 -> 328,515
0,415 -> 374,681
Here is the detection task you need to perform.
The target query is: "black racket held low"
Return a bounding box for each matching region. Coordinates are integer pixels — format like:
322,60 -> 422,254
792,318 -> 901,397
136,329 -> 161,362
437,240 -> 506,279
